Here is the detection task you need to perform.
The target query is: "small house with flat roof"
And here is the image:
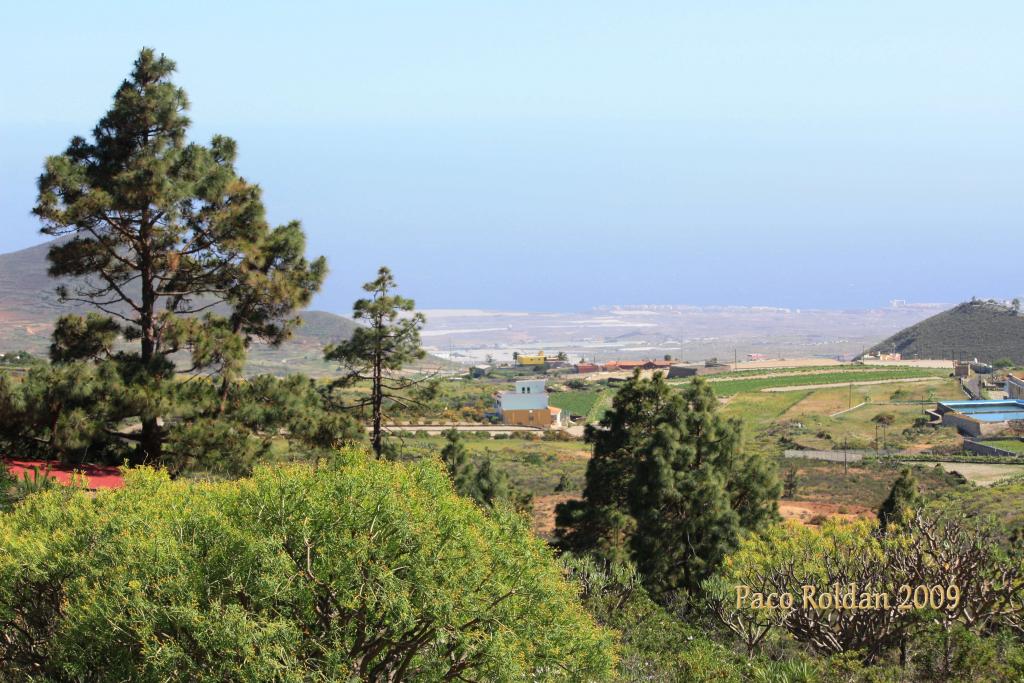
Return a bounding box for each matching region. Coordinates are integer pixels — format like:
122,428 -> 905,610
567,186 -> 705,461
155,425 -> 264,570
495,379 -> 561,427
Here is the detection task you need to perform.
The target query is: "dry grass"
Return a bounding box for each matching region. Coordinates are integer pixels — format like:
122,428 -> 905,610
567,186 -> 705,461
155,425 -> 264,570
779,500 -> 875,525
925,462 -> 1024,487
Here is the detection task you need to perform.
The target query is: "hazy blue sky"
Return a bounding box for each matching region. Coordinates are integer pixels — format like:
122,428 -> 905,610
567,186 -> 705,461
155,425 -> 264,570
2,1 -> 1022,312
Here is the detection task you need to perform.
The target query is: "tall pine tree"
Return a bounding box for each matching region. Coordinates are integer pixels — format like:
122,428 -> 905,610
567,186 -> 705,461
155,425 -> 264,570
29,48 -> 326,466
324,267 -> 425,458
628,378 -> 779,596
556,372 -> 779,596
555,370 -> 676,563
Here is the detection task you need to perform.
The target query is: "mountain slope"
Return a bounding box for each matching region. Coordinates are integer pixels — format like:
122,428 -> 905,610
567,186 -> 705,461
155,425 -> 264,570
865,300 -> 1024,363
0,239 -> 85,317
0,238 -> 360,375
0,238 -> 459,376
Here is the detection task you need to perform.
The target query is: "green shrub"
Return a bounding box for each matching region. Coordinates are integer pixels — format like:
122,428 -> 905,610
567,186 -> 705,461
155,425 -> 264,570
524,452 -> 544,466
0,451 -> 614,681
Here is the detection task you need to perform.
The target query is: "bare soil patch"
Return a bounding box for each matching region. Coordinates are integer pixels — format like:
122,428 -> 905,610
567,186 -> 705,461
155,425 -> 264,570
779,500 -> 875,525
532,493 -> 578,538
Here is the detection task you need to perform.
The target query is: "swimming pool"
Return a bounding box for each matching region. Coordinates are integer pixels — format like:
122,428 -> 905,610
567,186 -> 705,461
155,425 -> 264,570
939,400 -> 1024,422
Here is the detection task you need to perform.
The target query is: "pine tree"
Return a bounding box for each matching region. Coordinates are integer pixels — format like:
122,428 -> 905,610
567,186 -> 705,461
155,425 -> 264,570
440,428 -> 474,496
471,456 -> 531,512
783,466 -> 800,499
472,457 -> 508,507
555,370 -> 676,563
557,372 -> 780,596
628,378 -> 779,596
216,221 -> 326,413
324,267 -> 426,458
878,468 -> 922,532
28,48 -> 326,467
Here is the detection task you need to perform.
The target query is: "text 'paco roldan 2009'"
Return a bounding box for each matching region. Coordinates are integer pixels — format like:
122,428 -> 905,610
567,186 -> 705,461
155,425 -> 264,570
735,583 -> 961,611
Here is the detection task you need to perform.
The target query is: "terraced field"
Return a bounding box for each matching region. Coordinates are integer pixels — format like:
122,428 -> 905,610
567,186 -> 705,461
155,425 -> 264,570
978,440 -> 1024,454
696,364 -> 884,380
705,367 -> 947,396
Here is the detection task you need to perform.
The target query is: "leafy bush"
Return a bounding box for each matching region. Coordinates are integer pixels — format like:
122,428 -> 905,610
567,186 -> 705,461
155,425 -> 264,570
0,452 -> 614,681
706,511 -> 1024,675
542,429 -> 574,442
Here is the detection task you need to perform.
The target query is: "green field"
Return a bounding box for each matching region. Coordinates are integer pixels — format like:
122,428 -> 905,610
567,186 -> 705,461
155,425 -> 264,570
690,363 -> 886,380
719,378 -> 965,455
721,391 -> 811,429
706,367 -> 946,396
548,391 -> 602,419
978,439 -> 1024,454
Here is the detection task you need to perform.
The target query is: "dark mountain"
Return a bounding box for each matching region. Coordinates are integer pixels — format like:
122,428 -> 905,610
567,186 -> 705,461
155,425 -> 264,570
865,300 -> 1024,364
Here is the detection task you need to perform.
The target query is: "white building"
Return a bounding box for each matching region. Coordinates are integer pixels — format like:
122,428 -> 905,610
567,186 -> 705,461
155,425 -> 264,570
495,380 -> 564,428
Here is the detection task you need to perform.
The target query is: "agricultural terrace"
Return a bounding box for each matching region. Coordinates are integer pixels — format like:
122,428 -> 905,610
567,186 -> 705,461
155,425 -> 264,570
977,440 -> 1024,454
722,376 -> 966,455
698,366 -> 948,396
696,363 -> 905,379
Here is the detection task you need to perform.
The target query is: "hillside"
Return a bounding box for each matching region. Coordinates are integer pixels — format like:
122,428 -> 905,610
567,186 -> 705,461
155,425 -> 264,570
865,300 -> 1024,364
0,238 -> 463,376
0,239 -> 91,319
0,238 -> 359,376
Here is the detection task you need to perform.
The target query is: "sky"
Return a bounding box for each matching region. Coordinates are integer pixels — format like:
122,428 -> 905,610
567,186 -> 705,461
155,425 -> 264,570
1,1 -> 1022,313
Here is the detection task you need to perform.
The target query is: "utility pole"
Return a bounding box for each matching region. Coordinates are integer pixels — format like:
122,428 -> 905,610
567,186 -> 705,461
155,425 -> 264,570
843,438 -> 848,475
849,383 -> 853,410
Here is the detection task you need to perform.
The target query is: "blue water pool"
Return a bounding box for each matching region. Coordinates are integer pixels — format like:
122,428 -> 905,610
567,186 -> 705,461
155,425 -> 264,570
939,400 -> 1024,422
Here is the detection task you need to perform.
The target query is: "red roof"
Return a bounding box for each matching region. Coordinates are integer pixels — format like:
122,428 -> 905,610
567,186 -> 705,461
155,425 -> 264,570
602,359 -> 673,370
603,360 -> 644,369
3,458 -> 124,490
